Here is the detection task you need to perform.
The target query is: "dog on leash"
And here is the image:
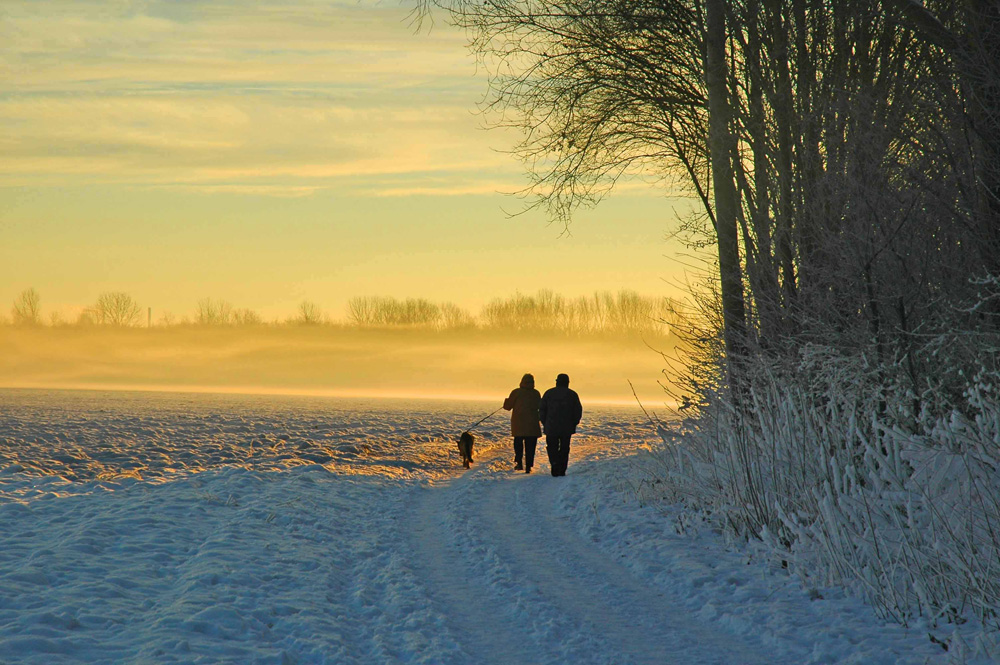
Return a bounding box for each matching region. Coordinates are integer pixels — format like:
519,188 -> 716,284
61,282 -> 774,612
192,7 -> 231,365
457,431 -> 474,469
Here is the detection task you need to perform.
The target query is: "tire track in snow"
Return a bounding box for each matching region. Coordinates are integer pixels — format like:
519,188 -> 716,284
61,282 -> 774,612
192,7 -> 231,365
483,471 -> 772,665
407,471 -> 546,665
408,443 -> 772,665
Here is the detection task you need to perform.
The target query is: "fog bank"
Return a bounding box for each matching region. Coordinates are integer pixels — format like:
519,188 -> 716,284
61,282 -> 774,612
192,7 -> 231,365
1,327 -> 679,408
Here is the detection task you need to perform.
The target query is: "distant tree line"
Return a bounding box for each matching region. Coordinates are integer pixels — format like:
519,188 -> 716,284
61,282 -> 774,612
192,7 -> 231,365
347,290 -> 673,335
2,289 -> 321,329
4,288 -> 673,336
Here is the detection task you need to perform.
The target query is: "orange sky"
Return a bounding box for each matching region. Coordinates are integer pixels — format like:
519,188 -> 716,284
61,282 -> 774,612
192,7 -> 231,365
0,0 -> 702,323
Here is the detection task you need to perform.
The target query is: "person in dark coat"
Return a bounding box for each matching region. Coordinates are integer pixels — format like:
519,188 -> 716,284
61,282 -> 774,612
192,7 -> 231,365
539,373 -> 582,477
502,373 -> 542,473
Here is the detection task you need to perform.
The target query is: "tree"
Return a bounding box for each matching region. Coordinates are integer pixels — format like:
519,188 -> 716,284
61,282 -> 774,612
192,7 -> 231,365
11,288 -> 41,325
440,302 -> 474,329
295,301 -> 323,325
197,298 -> 234,326
92,292 -> 142,327
232,308 -> 263,326
347,296 -> 379,326
704,0 -> 746,386
429,0 -> 743,370
346,296 -> 444,327
889,0 -> 1000,291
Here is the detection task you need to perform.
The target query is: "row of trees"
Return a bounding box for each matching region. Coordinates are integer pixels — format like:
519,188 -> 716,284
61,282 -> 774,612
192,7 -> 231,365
3,289 -> 322,328
6,288 -> 673,335
419,0 -> 1000,639
347,290 -> 674,334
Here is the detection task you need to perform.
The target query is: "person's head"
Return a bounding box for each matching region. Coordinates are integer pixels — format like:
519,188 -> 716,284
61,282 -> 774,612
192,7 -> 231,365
556,373 -> 570,387
520,373 -> 535,389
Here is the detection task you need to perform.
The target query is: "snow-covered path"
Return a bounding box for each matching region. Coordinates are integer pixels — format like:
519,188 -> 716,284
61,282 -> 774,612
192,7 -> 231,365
408,441 -> 771,664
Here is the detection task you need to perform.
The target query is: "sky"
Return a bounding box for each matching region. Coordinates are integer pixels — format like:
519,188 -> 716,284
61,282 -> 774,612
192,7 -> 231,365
0,0 -> 701,323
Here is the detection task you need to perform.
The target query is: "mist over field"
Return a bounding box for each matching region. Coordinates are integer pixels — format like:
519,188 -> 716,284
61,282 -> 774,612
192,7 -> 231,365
2,289 -> 681,405
0,325 -> 678,407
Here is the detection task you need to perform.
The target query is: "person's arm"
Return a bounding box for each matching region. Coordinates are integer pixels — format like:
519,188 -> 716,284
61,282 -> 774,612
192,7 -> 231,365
503,389 -> 516,411
539,392 -> 548,424
573,393 -> 583,426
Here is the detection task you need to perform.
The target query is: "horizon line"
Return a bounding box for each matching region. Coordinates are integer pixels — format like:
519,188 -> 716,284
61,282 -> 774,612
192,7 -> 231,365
0,381 -> 677,411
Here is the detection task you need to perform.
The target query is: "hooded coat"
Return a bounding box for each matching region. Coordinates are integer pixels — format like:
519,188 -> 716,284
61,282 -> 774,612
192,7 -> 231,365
503,379 -> 542,438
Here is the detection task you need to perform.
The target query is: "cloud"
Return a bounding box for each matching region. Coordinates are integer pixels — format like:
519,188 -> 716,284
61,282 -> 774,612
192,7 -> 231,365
147,184 -> 328,197
372,183 -> 522,198
0,0 -> 498,196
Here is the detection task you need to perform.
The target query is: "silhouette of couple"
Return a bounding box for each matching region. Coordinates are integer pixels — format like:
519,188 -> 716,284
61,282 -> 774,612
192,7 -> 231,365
502,373 -> 582,476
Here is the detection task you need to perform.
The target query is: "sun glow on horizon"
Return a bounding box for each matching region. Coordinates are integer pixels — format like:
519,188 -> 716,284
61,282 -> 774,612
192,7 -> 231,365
0,322 -> 685,410
0,382 -> 674,410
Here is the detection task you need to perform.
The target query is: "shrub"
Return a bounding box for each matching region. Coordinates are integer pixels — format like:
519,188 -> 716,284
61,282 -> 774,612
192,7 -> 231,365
655,338 -> 1000,638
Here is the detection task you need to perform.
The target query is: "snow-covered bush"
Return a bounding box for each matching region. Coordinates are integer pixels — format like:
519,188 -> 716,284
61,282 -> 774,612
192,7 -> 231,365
656,340 -> 1000,646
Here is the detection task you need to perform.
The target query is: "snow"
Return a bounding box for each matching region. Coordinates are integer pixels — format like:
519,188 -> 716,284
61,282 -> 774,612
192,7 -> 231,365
0,388 -> 986,664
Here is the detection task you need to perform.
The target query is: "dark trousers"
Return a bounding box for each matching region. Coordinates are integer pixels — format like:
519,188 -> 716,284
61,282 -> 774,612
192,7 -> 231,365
545,434 -> 572,476
513,436 -> 538,468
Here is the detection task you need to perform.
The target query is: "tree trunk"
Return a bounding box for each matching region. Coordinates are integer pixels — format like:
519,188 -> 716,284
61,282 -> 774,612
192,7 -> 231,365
705,0 -> 747,388
745,0 -> 781,343
767,0 -> 798,316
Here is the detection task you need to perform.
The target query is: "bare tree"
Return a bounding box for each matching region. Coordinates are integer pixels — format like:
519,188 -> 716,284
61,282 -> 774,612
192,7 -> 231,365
11,288 -> 41,325
347,296 -> 380,326
295,301 -> 323,325
92,292 -> 142,327
440,302 -> 475,329
889,0 -> 1000,285
232,308 -> 263,326
197,298 -> 234,326
346,296 -> 444,327
426,0 -> 749,377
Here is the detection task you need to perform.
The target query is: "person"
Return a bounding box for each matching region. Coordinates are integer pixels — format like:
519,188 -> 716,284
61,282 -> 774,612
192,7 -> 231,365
539,373 -> 582,477
502,373 -> 542,473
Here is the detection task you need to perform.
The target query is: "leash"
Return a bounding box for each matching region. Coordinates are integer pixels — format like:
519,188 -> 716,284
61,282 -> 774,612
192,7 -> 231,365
462,406 -> 503,434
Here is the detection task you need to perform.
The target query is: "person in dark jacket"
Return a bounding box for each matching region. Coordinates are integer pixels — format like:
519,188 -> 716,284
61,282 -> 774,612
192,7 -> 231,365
502,373 -> 542,472
539,373 -> 582,477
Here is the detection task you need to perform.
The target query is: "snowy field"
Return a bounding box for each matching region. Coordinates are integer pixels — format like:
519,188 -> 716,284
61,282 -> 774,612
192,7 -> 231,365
0,388 -> 982,664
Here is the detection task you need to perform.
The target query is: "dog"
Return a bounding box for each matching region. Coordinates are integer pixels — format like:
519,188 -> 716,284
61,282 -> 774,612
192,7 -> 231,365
457,431 -> 475,469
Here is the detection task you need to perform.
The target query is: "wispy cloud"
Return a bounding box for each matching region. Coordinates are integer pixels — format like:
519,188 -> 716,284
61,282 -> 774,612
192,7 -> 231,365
0,0 -> 500,196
